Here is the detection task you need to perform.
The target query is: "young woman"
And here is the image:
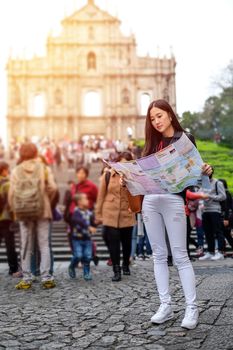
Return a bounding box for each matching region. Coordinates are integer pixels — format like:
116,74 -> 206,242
95,152 -> 135,282
141,99 -> 212,329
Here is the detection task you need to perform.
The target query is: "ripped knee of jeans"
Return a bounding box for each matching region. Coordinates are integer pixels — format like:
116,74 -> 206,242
152,250 -> 168,264
172,251 -> 190,270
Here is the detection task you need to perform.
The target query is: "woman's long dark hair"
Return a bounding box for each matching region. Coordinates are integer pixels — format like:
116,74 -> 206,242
143,99 -> 184,156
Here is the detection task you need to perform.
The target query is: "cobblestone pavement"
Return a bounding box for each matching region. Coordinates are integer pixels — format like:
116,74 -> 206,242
1,259 -> 233,350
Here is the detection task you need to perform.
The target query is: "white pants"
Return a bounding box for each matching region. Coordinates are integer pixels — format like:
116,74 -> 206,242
142,194 -> 197,306
20,219 -> 52,282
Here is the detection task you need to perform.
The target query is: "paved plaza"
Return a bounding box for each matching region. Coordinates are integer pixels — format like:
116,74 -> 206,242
0,259 -> 233,350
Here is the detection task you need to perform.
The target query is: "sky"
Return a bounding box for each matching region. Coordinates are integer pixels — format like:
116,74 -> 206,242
0,0 -> 233,142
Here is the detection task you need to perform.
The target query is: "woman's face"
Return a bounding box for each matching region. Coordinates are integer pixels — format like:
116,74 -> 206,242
150,107 -> 173,135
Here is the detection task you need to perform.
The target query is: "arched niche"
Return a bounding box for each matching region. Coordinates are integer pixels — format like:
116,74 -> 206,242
28,93 -> 46,117
140,93 -> 151,116
87,52 -> 96,70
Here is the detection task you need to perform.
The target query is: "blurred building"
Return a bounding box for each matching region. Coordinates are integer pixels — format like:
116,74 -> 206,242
6,0 -> 176,142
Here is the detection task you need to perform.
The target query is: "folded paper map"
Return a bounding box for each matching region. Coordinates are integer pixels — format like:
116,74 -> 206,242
104,133 -> 205,196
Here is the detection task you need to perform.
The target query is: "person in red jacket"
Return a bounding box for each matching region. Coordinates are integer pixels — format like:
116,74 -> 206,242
63,168 -> 98,225
76,166 -> 98,210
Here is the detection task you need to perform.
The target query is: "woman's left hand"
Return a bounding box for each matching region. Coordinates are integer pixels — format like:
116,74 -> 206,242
202,163 -> 213,176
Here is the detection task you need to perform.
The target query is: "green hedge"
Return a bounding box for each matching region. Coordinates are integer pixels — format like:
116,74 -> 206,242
196,140 -> 233,193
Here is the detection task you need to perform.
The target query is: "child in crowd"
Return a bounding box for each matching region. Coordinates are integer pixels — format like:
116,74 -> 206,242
186,189 -> 208,258
68,193 -> 96,280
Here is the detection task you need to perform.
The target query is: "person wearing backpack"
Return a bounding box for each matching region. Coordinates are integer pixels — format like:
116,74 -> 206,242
199,169 -> 226,261
8,143 -> 58,289
218,179 -> 233,256
30,156 -> 60,279
0,161 -> 21,277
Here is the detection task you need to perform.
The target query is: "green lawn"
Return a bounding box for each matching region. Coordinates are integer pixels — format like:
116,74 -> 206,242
197,140 -> 233,193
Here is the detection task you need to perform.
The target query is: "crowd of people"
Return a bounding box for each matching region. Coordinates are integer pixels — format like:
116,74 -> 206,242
0,100 -> 233,330
8,136 -> 142,169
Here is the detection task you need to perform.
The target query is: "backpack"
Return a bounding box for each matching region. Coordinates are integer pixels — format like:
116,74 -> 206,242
215,180 -> 227,213
13,163 -> 44,221
0,178 -> 8,214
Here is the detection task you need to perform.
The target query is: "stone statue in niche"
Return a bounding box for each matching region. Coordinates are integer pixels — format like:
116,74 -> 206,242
88,52 -> 96,70
54,89 -> 63,105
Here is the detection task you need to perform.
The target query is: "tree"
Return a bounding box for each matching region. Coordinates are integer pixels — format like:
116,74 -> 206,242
182,60 -> 233,146
181,111 -> 202,135
214,59 -> 233,92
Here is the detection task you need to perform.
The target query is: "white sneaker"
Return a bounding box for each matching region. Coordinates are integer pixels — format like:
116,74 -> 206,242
210,252 -> 224,260
151,303 -> 174,324
198,252 -> 214,261
181,305 -> 199,330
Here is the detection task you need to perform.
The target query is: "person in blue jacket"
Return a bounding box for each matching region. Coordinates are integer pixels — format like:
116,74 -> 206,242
68,193 -> 96,280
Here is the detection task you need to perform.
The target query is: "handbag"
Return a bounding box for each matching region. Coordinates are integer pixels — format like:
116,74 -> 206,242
52,207 -> 63,222
126,190 -> 143,213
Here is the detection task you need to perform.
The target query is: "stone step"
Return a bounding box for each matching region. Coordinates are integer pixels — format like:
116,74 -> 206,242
1,221 -> 232,263
13,235 -> 106,243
